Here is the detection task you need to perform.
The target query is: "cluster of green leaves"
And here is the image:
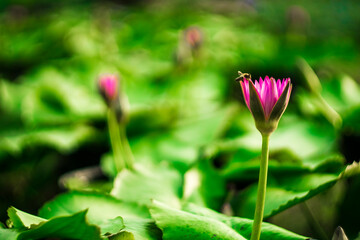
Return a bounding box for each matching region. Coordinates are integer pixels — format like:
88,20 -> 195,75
1,191 -> 308,240
2,159 -> 360,239
1,0 -> 360,239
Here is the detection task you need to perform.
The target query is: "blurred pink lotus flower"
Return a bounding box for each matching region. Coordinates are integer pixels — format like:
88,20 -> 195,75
98,74 -> 119,106
239,75 -> 292,134
184,26 -> 203,49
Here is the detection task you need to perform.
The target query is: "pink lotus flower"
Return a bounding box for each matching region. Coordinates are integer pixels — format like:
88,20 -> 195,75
239,75 -> 292,134
98,75 -> 119,106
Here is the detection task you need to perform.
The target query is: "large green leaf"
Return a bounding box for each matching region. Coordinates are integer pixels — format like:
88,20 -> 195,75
236,173 -> 338,218
0,222 -> 19,240
21,67 -> 105,125
7,208 -> 101,240
182,159 -> 226,210
235,162 -> 360,218
7,207 -> 46,229
39,191 -> 150,223
222,152 -> 344,181
119,218 -> 162,240
111,163 -> 183,208
110,231 -> 136,240
0,228 -> 19,240
0,124 -> 99,155
183,203 -> 308,240
98,217 -> 125,236
39,191 -> 161,240
149,200 -> 246,240
19,211 -> 101,240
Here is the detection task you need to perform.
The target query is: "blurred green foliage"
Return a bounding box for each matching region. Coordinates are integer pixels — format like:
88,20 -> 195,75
0,0 -> 360,239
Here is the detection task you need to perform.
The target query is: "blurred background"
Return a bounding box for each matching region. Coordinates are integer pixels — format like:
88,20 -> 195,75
0,0 -> 360,239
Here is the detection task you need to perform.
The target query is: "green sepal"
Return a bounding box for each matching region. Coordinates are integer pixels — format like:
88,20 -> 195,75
269,82 -> 291,123
249,80 -> 266,123
248,81 -> 275,135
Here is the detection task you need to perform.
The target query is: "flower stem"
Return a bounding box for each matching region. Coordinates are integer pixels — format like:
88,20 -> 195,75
119,125 -> 134,170
107,109 -> 125,173
251,133 -> 270,240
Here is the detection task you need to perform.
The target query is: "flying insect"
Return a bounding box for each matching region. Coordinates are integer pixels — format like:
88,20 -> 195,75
235,71 -> 251,82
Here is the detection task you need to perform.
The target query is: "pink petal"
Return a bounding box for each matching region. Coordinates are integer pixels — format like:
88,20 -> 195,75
271,77 -> 278,104
255,80 -> 261,92
259,77 -> 263,85
260,79 -> 268,104
263,80 -> 274,118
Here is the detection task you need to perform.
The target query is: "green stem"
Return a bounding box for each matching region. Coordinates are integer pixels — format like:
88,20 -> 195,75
251,134 -> 270,240
119,125 -> 134,170
107,109 -> 125,173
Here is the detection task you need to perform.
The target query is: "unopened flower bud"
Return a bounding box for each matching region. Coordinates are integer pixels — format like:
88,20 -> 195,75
238,73 -> 292,135
98,74 -> 119,107
184,26 -> 203,50
98,74 -> 125,123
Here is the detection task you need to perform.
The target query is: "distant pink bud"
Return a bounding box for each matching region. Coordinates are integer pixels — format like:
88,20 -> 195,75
184,27 -> 203,49
239,74 -> 292,134
98,74 -> 119,106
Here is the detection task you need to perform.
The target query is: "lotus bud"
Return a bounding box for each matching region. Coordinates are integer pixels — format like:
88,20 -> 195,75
238,73 -> 292,135
184,26 -> 203,50
98,74 -> 119,107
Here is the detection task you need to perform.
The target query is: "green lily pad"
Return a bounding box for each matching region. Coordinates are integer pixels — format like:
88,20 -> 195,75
7,208 -> 101,240
7,207 -> 46,229
235,162 -> 360,218
182,159 -> 226,210
111,163 -> 183,208
0,228 -> 19,240
183,203 -> 308,240
39,191 -> 151,223
0,124 -> 100,155
39,191 -> 160,240
149,200 -> 246,240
